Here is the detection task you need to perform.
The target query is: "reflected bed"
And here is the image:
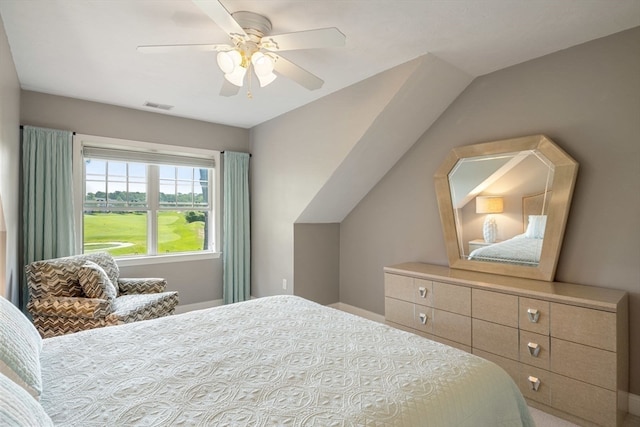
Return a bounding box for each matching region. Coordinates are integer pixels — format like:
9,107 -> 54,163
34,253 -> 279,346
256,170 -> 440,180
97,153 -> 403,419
469,234 -> 543,265
468,192 -> 548,266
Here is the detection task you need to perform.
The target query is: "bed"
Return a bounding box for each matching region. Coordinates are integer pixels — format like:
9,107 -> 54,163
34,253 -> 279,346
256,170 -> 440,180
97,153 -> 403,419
2,295 -> 534,426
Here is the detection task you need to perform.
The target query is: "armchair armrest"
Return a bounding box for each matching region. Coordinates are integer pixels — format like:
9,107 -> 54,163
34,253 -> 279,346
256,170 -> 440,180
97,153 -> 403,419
118,278 -> 167,295
27,296 -> 112,319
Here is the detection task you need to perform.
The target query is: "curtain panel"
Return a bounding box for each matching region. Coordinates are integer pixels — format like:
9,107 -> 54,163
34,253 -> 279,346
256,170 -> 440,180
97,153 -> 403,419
21,126 -> 76,310
222,151 -> 250,304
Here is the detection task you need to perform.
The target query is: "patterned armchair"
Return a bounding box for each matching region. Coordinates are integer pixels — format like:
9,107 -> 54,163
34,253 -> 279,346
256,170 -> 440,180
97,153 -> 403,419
26,252 -> 179,338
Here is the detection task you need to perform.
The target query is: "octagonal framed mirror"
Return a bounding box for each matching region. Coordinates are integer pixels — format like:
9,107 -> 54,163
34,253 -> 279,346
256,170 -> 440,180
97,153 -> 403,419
434,135 -> 578,281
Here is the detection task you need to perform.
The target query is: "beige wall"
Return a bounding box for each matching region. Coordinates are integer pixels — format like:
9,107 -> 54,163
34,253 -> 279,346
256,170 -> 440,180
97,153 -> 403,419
20,91 -> 250,305
249,63 -> 416,299
340,27 -> 640,393
293,223 -> 340,305
0,15 -> 21,302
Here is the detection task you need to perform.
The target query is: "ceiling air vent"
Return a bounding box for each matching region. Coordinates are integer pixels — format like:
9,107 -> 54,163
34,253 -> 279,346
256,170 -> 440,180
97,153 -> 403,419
144,101 -> 174,111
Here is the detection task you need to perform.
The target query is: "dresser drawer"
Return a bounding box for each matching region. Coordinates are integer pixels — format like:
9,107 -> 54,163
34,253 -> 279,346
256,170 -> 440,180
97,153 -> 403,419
473,349 -> 520,385
420,332 -> 472,353
519,367 -> 618,427
384,297 -> 414,329
384,274 -> 414,302
519,365 -> 551,406
551,373 -> 618,427
384,274 -> 433,306
519,330 -> 549,370
413,304 -> 433,334
550,303 -> 617,351
550,337 -> 616,390
472,319 -> 518,360
472,289 -> 518,327
519,297 -> 549,335
432,308 -> 471,346
432,281 -> 470,315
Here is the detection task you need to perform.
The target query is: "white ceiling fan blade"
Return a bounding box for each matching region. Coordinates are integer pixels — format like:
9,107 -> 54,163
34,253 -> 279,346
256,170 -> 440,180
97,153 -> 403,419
273,55 -> 324,91
220,79 -> 241,97
137,43 -> 231,54
263,28 -> 346,51
191,0 -> 247,39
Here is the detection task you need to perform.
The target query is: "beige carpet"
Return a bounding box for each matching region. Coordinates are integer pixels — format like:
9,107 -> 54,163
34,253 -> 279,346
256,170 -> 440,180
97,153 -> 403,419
529,407 -> 640,427
528,407 -> 578,426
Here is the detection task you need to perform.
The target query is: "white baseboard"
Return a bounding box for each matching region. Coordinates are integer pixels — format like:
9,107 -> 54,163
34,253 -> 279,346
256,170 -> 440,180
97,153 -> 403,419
629,392 -> 640,417
328,302 -> 385,324
174,299 -> 222,314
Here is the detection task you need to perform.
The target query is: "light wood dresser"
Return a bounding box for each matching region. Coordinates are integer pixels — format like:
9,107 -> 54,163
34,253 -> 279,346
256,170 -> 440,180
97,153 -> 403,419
384,262 -> 629,427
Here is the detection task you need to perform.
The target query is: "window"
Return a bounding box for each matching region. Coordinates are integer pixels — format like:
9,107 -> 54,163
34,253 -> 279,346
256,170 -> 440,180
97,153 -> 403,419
73,135 -> 220,262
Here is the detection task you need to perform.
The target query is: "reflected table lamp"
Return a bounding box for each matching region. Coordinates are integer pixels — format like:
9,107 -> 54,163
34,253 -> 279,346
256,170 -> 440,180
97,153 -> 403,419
476,196 -> 504,243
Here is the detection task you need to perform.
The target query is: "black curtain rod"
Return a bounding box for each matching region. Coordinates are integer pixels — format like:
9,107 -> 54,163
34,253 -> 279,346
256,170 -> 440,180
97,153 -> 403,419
20,125 -> 76,135
221,151 -> 252,157
18,127 -> 247,154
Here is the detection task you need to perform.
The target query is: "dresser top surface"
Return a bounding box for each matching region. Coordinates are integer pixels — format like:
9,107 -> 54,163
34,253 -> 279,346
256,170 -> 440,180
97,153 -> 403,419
384,262 -> 627,312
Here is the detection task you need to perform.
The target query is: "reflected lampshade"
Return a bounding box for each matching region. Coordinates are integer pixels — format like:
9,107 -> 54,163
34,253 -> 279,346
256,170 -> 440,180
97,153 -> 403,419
476,196 -> 504,214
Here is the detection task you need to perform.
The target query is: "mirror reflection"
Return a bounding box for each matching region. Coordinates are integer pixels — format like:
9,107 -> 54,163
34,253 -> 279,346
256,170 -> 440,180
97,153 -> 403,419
449,149 -> 554,266
434,135 -> 578,282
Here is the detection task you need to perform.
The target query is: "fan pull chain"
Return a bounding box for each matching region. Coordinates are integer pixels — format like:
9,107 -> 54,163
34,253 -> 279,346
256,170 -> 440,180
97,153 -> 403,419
246,64 -> 253,99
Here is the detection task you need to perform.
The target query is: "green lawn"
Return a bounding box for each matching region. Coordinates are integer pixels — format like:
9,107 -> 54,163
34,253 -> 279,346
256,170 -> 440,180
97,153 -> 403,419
84,211 -> 205,256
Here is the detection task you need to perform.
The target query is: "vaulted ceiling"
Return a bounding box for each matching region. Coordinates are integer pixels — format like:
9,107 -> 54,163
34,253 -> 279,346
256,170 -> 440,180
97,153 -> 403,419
1,0 -> 639,128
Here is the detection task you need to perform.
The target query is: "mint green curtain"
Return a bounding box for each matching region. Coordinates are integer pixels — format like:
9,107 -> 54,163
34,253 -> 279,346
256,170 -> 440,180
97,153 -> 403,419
223,151 -> 250,304
21,126 -> 76,309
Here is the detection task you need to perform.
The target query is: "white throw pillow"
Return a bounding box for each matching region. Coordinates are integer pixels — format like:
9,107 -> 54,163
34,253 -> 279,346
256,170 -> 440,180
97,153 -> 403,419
0,296 -> 43,399
525,215 -> 547,239
0,372 -> 53,426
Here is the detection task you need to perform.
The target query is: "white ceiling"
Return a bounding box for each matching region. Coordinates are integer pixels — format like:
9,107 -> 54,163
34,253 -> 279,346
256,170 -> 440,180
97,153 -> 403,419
1,0 -> 639,129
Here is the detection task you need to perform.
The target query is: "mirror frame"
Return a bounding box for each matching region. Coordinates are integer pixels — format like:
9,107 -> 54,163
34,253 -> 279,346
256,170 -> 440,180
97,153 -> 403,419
434,135 -> 578,281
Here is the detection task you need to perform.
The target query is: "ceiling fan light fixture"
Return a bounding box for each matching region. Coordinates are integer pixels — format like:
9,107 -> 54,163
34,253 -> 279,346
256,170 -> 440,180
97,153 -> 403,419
217,50 -> 241,74
251,52 -> 274,76
256,72 -> 277,87
224,65 -> 247,87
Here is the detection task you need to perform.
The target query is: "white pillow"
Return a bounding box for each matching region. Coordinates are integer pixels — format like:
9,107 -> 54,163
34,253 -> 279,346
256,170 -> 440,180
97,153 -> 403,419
525,215 -> 547,239
0,372 -> 53,426
0,296 -> 43,399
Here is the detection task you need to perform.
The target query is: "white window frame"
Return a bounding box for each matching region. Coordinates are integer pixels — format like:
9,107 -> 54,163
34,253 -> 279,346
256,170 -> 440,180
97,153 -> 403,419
72,134 -> 221,266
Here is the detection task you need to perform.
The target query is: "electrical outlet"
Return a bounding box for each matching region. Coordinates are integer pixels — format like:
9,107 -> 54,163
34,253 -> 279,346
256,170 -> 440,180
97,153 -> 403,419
282,279 -> 287,290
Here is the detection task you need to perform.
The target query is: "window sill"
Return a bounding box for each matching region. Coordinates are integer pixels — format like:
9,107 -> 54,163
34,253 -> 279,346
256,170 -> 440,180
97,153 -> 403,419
115,251 -> 221,267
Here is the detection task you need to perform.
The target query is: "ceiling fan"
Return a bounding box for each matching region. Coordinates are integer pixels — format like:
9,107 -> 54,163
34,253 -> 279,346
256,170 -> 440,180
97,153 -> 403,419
137,0 -> 346,97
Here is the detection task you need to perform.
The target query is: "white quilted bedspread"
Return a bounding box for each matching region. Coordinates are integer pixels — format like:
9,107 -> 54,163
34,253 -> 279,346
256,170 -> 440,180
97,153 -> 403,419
469,235 -> 543,265
40,296 -> 534,426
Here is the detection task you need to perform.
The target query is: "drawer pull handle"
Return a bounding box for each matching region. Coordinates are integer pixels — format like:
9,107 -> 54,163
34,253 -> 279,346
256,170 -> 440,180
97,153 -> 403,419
527,308 -> 540,323
528,376 -> 541,391
527,342 -> 541,357
418,313 -> 428,325
418,287 -> 427,298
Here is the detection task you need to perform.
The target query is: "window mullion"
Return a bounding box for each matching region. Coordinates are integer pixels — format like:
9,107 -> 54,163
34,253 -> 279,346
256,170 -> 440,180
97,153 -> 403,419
148,165 -> 159,255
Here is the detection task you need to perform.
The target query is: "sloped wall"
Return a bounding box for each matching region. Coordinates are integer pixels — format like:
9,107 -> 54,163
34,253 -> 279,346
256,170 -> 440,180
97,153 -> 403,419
250,55 -> 472,299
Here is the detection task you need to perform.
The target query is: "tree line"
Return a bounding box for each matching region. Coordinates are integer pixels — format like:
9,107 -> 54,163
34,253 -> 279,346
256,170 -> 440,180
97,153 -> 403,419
86,191 -> 206,204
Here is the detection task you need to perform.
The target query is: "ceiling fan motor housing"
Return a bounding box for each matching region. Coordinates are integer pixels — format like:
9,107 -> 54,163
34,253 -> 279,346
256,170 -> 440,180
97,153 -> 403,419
232,11 -> 272,42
